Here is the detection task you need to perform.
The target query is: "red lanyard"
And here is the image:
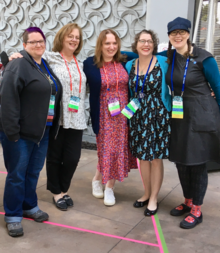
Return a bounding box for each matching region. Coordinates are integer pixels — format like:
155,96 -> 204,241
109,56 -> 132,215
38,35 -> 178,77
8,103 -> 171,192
102,62 -> 119,93
60,53 -> 82,94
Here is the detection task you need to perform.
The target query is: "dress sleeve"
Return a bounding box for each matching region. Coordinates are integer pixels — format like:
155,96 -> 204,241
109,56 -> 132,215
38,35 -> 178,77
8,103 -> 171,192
202,57 -> 220,109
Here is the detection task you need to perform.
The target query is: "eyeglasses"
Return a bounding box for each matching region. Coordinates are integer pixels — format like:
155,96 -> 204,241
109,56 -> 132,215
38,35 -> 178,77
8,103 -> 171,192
26,40 -> 45,46
169,30 -> 187,36
138,39 -> 153,45
67,35 -> 80,41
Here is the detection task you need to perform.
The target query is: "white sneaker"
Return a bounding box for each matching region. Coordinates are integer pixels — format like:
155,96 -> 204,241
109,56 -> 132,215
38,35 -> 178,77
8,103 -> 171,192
92,180 -> 104,198
104,187 -> 116,206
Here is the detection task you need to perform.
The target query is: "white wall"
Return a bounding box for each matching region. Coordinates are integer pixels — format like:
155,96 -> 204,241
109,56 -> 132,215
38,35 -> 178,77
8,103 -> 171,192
0,0 -> 148,142
146,0 -> 196,43
0,0 -> 147,60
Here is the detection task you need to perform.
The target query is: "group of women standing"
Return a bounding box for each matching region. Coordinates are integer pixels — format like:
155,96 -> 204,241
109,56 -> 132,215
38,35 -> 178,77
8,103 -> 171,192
0,16 -> 220,237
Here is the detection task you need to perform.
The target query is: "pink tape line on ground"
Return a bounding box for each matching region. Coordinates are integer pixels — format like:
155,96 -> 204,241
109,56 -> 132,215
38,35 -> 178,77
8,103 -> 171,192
151,215 -> 164,253
136,159 -> 164,253
0,212 -> 159,247
0,169 -> 161,248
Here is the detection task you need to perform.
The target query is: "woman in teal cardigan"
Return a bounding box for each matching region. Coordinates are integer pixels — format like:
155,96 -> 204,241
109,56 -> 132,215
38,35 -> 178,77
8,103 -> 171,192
125,29 -> 171,216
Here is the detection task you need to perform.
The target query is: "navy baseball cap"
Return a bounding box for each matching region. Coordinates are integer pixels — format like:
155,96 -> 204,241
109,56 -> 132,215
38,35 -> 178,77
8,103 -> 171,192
167,17 -> 191,34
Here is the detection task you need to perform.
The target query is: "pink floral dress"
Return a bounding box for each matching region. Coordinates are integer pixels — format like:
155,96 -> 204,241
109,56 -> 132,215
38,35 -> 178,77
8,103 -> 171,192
96,61 -> 137,184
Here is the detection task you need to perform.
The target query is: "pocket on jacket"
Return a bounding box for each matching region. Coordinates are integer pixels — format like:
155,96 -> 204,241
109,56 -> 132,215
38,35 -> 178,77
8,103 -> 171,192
192,96 -> 218,132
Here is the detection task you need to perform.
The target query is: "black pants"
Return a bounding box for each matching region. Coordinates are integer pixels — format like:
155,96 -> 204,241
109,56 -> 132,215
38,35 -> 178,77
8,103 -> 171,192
46,126 -> 83,194
176,163 -> 208,205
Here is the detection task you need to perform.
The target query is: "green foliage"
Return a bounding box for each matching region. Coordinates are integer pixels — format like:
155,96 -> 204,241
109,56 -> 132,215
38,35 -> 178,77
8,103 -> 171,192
201,4 -> 218,22
201,4 -> 209,22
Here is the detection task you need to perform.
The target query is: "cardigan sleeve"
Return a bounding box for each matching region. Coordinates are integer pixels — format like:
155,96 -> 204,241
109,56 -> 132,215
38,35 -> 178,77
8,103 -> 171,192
202,57 -> 220,109
121,51 -> 138,61
156,50 -> 168,57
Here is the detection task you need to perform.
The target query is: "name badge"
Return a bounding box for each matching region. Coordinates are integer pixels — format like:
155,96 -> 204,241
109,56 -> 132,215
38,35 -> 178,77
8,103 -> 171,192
108,97 -> 120,116
121,98 -> 140,119
68,96 -> 80,113
47,95 -> 55,126
172,96 -> 183,119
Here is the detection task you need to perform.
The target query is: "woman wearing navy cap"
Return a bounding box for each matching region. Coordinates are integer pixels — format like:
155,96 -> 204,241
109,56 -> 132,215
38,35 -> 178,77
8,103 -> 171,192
162,17 -> 220,229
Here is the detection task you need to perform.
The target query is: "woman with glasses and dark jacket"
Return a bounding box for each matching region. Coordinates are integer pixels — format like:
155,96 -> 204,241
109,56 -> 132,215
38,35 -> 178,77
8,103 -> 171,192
159,17 -> 220,229
0,27 -> 62,237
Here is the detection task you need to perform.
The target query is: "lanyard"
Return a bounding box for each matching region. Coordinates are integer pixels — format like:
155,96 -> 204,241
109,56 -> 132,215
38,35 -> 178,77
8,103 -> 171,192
171,50 -> 190,97
135,56 -> 153,94
102,62 -> 119,93
60,53 -> 82,94
34,59 -> 58,92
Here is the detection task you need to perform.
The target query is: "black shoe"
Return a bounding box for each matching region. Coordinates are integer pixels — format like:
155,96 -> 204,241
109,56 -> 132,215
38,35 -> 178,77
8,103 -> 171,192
144,203 -> 159,216
170,203 -> 191,216
6,222 -> 24,237
63,195 -> 74,207
133,199 -> 149,208
53,197 -> 67,211
23,209 -> 49,222
180,213 -> 203,229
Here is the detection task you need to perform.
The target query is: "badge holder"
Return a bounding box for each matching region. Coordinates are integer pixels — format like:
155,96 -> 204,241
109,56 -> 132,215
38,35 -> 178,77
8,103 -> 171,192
121,98 -> 140,119
103,62 -> 120,117
170,50 -> 189,120
68,96 -> 81,113
172,96 -> 183,119
34,59 -> 58,126
60,53 -> 82,114
47,95 -> 55,126
121,57 -> 153,119
108,97 -> 121,116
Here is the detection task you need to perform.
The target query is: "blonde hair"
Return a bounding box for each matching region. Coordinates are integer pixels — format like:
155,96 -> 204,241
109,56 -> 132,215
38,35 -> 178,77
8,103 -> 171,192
52,23 -> 83,56
94,29 -> 126,68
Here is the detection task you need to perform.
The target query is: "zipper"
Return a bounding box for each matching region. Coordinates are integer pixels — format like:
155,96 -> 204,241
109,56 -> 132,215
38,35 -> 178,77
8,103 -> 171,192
35,66 -> 52,145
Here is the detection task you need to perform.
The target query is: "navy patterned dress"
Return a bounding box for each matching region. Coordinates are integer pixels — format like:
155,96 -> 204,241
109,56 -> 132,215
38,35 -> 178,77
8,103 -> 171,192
129,60 -> 171,161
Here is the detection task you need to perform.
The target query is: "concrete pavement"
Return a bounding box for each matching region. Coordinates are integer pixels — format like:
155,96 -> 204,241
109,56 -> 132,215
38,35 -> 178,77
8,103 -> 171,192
0,148 -> 219,253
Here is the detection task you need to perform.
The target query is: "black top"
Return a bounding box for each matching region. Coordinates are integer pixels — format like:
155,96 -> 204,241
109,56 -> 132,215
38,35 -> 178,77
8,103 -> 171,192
38,61 -> 61,123
165,46 -> 220,165
166,45 -> 212,97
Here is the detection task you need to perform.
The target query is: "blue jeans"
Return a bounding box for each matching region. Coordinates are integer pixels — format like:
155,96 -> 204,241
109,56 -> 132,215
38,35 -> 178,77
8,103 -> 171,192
0,128 -> 49,223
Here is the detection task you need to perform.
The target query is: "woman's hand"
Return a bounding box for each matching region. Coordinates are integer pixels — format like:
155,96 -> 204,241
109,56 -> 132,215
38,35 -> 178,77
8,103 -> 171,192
9,53 -> 23,61
211,92 -> 216,99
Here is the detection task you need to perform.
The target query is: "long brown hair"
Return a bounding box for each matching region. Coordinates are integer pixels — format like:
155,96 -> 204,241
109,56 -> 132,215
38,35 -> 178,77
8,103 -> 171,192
52,23 -> 83,56
94,29 -> 126,68
167,39 -> 192,64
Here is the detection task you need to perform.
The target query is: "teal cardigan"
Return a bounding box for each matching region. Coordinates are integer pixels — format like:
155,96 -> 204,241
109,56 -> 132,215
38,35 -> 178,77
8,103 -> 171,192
125,55 -> 172,112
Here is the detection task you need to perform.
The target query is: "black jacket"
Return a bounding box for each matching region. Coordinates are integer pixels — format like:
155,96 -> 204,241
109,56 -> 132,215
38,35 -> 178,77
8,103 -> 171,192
0,50 -> 62,143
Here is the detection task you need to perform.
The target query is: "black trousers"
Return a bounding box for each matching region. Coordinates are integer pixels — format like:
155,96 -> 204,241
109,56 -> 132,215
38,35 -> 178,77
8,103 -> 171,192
46,126 -> 83,194
176,163 -> 208,205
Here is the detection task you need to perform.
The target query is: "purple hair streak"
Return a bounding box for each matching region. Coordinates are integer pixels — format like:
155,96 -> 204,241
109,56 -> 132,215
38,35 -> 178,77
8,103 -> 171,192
23,27 -> 46,42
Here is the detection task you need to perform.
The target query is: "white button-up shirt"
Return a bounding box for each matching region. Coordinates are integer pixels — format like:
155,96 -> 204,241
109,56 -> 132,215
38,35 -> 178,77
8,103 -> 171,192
43,51 -> 87,130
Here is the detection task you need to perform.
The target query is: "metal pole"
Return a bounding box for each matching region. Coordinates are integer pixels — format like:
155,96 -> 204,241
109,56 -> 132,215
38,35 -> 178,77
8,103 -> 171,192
192,0 -> 203,43
206,0 -> 216,53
